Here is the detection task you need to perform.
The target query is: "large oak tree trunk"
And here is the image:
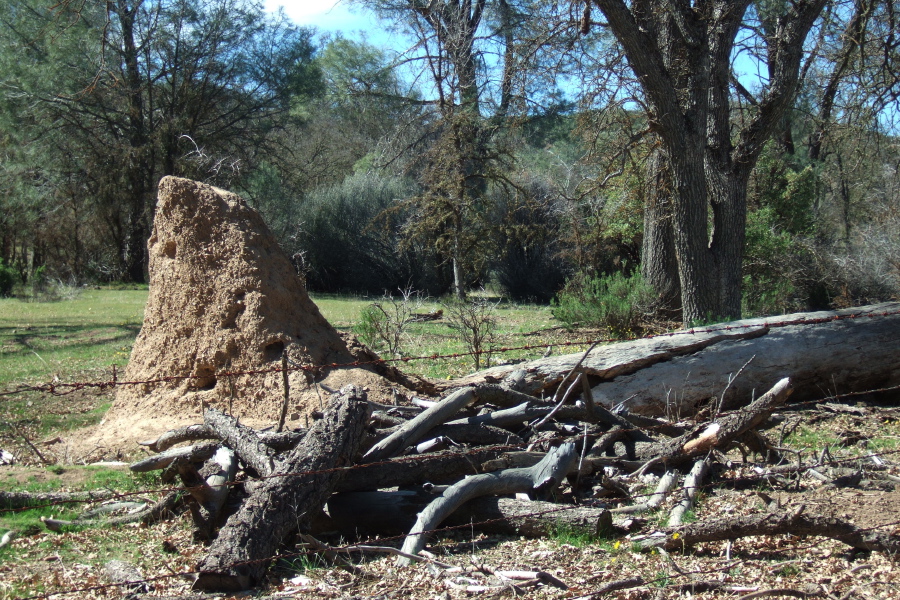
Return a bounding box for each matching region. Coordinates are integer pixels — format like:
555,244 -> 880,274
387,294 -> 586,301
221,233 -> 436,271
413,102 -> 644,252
641,146 -> 681,318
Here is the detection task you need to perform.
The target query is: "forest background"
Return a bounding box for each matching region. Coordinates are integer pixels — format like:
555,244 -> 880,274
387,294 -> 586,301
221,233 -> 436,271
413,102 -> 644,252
1,0 -> 898,328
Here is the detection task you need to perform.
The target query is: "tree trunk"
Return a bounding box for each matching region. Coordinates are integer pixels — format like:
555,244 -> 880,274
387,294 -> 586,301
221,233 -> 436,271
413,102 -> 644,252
193,386 -> 370,592
447,303 -> 900,416
325,492 -> 611,540
641,146 -> 681,319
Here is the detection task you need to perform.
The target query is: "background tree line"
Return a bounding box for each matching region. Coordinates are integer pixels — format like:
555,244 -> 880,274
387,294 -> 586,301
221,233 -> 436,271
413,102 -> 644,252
1,0 -> 897,327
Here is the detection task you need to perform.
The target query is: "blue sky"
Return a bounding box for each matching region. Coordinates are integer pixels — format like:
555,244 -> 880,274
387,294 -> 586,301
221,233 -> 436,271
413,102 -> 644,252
263,0 -> 391,43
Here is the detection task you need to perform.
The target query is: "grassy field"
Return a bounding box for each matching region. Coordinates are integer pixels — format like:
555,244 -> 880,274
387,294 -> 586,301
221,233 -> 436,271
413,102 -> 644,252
1,288 -> 572,388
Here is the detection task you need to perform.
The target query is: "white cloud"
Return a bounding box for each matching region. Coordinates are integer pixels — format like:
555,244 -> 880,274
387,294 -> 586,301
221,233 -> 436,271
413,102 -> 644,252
263,0 -> 374,33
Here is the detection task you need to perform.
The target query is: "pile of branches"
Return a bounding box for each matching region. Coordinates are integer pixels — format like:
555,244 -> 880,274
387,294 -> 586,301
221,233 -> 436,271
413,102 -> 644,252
31,371 -> 900,595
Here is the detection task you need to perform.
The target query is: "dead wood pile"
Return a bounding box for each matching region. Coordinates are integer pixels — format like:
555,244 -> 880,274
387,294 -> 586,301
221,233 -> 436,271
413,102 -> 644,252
48,369 -> 900,594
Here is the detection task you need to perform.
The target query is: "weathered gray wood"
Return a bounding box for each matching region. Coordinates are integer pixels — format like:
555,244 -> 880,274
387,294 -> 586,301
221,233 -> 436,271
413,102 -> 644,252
104,560 -> 149,597
446,303 -> 900,415
668,459 -> 708,526
0,489 -> 118,509
178,447 -> 238,541
194,386 -> 370,592
363,387 -> 476,462
257,429 -> 305,452
324,492 -> 611,539
449,497 -> 612,538
611,471 -> 678,514
129,442 -> 220,473
636,510 -> 900,555
397,442 -> 578,564
334,447 -> 508,493
425,422 -> 524,447
138,424 -> 217,452
203,408 -> 277,477
637,378 -> 793,467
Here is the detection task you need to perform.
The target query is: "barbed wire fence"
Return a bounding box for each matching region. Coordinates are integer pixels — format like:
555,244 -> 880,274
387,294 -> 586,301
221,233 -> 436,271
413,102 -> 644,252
1,306 -> 900,598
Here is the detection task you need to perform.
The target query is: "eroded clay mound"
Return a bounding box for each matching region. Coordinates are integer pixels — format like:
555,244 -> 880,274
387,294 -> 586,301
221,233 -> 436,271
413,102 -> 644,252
89,176 -> 394,450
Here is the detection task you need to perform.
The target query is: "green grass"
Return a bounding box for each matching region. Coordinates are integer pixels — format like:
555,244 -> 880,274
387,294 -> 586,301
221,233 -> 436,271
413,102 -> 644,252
783,426 -> 840,452
0,466 -> 162,545
317,293 -> 572,379
549,520 -> 614,548
0,289 -> 146,387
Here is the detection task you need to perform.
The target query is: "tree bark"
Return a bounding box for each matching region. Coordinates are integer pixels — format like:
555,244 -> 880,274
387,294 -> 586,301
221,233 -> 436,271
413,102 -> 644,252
363,387 -> 475,462
641,145 -> 681,318
448,303 -> 900,416
193,386 -> 371,592
334,447 -> 507,493
325,492 -> 611,539
397,442 -> 577,564
591,0 -> 827,323
203,408 -> 277,477
637,509 -> 900,554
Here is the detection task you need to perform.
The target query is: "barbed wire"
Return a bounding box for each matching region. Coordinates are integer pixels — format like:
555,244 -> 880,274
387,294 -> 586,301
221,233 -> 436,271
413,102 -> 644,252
2,305 -> 899,398
2,428 -> 898,526
4,307 -> 900,598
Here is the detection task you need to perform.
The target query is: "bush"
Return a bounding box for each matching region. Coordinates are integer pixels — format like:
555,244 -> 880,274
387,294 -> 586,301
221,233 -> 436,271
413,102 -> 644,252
297,173 -> 449,295
487,182 -> 568,303
552,271 -> 655,337
741,207 -> 806,316
443,296 -> 499,370
0,259 -> 15,297
354,289 -> 423,358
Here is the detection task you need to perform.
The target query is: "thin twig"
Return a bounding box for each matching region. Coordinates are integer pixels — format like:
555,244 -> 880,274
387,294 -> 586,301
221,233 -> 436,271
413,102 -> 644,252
3,420 -> 50,464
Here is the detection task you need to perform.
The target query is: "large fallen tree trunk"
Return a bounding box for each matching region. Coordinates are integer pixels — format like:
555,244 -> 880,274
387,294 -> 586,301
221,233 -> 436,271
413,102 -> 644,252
446,303 -> 900,415
193,385 -> 370,592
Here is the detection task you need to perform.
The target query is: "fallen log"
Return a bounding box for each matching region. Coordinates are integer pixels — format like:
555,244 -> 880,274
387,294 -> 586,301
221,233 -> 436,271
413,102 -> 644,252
397,442 -> 578,564
176,447 -> 238,541
637,378 -> 793,467
448,497 -> 612,538
324,492 -> 611,539
0,489 -> 118,510
334,447 -> 508,493
129,442 -> 220,473
138,424 -> 217,452
636,508 -> 900,555
193,385 -> 370,592
363,387 -> 476,461
203,409 -> 277,477
446,303 -> 900,416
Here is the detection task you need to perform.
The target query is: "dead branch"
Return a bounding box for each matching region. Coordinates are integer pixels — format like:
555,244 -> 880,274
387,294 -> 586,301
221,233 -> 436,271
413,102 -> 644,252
397,442 -> 578,564
203,408 -> 277,477
194,385 -> 371,592
636,508 -> 900,554
363,386 -> 476,461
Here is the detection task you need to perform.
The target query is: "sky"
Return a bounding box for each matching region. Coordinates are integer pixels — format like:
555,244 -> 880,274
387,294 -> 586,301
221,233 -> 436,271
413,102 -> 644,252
262,0 -> 392,45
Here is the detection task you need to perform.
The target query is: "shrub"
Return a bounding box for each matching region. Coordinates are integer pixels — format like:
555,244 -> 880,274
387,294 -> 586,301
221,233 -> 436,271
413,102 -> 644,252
354,288 -> 423,358
552,271 -> 655,337
444,296 -> 499,370
741,207 -> 806,316
297,173 -> 449,295
487,183 -> 568,303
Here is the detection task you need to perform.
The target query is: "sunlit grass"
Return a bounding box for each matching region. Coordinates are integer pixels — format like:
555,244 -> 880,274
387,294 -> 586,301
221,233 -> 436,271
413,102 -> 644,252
0,289 -> 146,387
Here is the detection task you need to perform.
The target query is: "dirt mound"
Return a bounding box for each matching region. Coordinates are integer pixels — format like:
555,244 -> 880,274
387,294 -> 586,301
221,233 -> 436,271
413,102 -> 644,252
84,176 -> 401,454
